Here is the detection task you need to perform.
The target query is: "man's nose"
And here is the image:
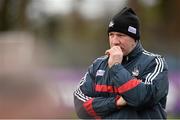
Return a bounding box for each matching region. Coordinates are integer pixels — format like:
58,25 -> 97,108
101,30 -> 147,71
112,37 -> 120,45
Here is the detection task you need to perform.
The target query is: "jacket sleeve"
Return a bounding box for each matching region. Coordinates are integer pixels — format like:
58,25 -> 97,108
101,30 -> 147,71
73,64 -> 119,119
108,56 -> 169,109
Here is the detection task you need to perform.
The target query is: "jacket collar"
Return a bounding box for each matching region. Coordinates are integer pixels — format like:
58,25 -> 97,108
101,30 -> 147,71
122,41 -> 143,63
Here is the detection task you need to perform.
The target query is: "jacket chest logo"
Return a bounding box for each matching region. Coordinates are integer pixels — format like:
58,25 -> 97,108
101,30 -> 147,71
96,70 -> 105,76
132,67 -> 139,77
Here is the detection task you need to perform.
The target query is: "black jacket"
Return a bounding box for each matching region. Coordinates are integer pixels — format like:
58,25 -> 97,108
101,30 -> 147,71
73,42 -> 169,119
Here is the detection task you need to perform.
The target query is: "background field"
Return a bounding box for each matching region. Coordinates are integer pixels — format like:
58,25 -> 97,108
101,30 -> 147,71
0,0 -> 179,119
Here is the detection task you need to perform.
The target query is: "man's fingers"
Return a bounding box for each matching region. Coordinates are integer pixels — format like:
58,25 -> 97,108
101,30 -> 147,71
105,46 -> 123,57
105,50 -> 110,55
114,46 -> 121,51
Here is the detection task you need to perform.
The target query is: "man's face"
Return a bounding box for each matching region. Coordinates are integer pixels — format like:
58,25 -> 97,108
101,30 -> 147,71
108,32 -> 137,56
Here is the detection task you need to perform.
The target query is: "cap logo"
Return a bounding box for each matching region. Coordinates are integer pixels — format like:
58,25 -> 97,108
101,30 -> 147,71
128,26 -> 136,34
109,21 -> 114,27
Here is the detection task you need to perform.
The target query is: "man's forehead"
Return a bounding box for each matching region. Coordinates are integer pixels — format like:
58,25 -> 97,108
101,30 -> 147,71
109,31 -> 126,35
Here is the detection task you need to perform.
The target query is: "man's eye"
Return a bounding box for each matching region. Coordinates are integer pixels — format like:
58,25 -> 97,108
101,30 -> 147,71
109,34 -> 114,37
117,34 -> 125,37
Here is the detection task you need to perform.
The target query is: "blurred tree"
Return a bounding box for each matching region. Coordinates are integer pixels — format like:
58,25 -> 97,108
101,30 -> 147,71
0,0 -> 30,31
128,0 -> 180,56
161,0 -> 180,38
1,0 -> 179,66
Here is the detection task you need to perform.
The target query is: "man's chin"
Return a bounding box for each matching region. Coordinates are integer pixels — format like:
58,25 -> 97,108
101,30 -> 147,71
122,51 -> 127,56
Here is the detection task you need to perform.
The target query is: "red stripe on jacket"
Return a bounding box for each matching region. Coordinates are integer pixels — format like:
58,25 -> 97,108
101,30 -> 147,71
95,79 -> 141,94
83,98 -> 101,119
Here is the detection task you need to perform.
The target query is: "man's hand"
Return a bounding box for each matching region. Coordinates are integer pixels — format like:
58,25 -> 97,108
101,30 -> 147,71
116,96 -> 127,108
105,46 -> 123,68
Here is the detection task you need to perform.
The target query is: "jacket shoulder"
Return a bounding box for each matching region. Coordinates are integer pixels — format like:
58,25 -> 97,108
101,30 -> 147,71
88,55 -> 108,76
92,55 -> 108,69
141,50 -> 165,62
142,50 -> 161,58
93,55 -> 108,64
141,50 -> 168,69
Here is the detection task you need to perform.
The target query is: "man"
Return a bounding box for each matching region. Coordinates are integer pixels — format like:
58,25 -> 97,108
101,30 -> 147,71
73,7 -> 169,119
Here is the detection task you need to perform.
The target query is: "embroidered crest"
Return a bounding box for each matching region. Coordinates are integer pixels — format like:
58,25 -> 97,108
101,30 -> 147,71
132,67 -> 139,77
